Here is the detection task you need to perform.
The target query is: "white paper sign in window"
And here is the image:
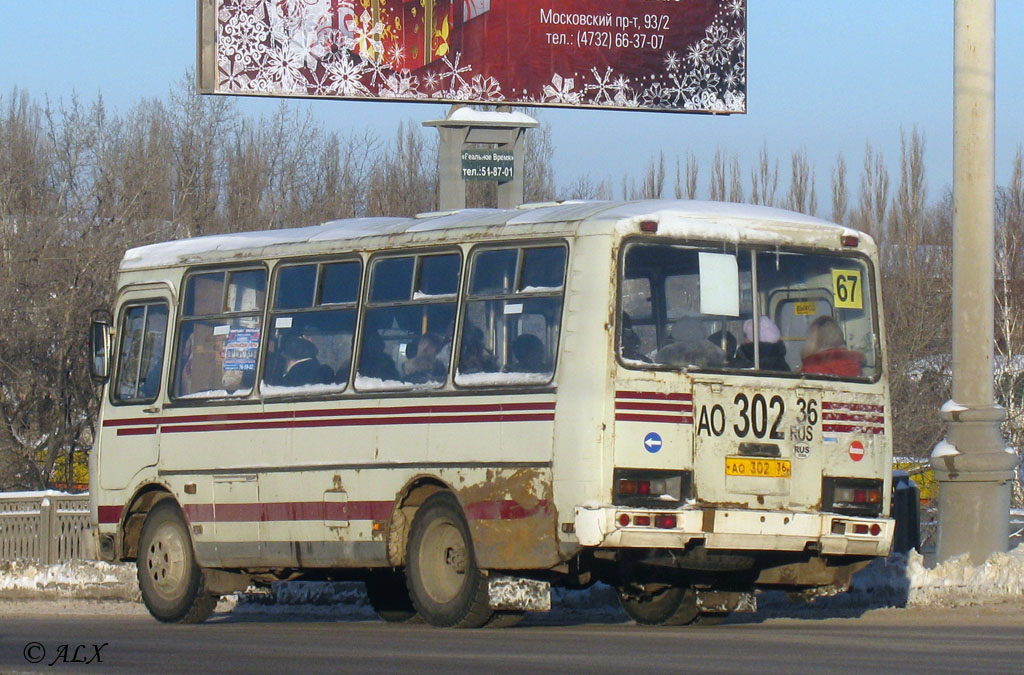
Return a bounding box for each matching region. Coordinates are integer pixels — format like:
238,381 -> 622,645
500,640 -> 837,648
698,252 -> 740,317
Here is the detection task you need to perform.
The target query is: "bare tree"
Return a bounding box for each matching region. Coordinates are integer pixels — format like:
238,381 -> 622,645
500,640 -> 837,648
365,121 -> 437,217
728,154 -> 744,203
639,152 -> 666,199
681,151 -> 699,199
831,153 -> 848,225
854,141 -> 890,243
995,146 -> 1024,505
167,72 -> 233,236
882,130 -> 952,465
523,118 -> 556,203
785,148 -> 815,215
749,143 -> 778,207
565,173 -> 612,200
709,149 -> 726,201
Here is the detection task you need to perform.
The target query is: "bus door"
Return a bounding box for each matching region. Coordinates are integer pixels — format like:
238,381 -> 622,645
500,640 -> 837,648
99,288 -> 172,490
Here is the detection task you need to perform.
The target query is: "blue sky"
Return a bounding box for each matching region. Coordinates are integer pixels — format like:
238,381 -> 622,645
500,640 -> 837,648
1,1 -> 1022,206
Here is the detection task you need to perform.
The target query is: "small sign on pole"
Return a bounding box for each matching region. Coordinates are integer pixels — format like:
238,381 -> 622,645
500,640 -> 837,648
461,149 -> 514,183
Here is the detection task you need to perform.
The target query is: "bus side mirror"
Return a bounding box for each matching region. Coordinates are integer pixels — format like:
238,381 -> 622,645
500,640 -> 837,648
89,309 -> 113,384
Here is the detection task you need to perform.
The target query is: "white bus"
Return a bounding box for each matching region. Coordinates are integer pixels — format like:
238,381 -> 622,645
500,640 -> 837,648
88,201 -> 894,627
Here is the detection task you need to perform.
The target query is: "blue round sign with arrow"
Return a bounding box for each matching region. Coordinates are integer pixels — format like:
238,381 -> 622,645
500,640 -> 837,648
643,432 -> 663,454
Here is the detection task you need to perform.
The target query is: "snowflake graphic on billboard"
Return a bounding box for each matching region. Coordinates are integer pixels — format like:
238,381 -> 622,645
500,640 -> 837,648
209,0 -> 747,114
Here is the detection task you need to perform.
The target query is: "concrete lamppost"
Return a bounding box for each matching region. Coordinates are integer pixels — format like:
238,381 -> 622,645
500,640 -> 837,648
931,0 -> 1019,563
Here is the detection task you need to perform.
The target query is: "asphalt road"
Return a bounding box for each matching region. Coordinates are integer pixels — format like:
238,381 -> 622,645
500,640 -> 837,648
2,603 -> 1022,674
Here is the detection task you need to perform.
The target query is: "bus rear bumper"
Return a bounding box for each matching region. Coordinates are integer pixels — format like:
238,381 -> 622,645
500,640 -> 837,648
574,505 -> 894,557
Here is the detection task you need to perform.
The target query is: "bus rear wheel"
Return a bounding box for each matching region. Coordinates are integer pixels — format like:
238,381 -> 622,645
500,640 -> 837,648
365,570 -> 420,623
405,492 -> 493,628
137,500 -> 218,624
617,584 -> 700,626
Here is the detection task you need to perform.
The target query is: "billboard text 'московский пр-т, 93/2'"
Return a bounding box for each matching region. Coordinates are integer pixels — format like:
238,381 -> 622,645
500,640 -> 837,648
200,0 -> 746,114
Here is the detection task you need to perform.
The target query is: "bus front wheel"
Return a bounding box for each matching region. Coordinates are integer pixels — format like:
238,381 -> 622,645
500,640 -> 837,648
137,500 -> 218,624
617,584 -> 700,626
405,492 -> 493,628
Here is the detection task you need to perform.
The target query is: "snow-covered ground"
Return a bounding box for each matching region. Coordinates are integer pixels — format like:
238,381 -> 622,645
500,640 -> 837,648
2,546 -> 1023,621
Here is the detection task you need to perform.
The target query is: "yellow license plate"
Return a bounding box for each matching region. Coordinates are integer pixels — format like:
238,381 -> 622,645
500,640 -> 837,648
725,457 -> 791,478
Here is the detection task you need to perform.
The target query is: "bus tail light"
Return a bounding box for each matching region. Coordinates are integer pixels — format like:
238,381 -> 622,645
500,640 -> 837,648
614,470 -> 692,507
822,477 -> 884,516
841,233 -> 859,247
639,220 -> 658,233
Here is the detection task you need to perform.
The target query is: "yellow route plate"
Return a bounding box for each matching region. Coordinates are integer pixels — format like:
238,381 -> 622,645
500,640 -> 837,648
725,457 -> 792,478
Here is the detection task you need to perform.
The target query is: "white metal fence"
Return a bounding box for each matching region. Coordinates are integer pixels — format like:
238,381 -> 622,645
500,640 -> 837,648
0,491 -> 93,564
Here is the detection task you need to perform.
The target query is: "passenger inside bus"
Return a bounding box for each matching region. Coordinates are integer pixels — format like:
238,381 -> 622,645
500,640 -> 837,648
736,316 -> 790,371
358,330 -> 401,382
800,315 -> 865,377
458,326 -> 497,373
510,333 -> 548,372
277,333 -> 331,386
707,329 -> 738,365
403,333 -> 448,383
655,317 -> 726,368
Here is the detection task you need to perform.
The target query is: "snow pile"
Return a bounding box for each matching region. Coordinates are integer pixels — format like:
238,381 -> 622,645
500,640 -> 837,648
2,547 -> 1023,614
223,581 -> 379,620
904,546 -> 1024,606
0,559 -> 139,601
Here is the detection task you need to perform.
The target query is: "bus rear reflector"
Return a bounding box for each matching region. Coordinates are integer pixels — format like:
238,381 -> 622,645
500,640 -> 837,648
654,514 -> 677,529
639,220 -> 658,233
841,234 -> 859,247
634,515 -> 651,526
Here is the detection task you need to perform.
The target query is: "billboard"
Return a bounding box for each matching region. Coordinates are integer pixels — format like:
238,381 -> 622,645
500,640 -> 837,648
198,0 -> 746,113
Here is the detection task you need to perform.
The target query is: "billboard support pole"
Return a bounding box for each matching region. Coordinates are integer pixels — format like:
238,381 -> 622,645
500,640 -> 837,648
425,106 -> 538,211
932,0 -> 1018,564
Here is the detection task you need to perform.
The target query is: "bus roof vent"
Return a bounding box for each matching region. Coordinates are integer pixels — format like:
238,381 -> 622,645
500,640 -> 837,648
516,200 -> 590,210
414,209 -> 463,219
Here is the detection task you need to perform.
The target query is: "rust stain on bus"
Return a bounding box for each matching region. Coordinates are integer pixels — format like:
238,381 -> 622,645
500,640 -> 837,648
460,468 -> 562,570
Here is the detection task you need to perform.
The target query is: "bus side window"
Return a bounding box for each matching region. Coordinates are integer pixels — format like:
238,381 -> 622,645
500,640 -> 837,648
456,244 -> 567,385
263,260 -> 360,394
174,268 -> 266,399
356,252 -> 461,390
114,302 -> 168,403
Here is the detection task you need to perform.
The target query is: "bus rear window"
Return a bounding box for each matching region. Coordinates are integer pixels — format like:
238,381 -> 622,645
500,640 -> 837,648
619,242 -> 879,380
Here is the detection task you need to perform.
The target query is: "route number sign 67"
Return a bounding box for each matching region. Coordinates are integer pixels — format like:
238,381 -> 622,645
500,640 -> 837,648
832,269 -> 863,309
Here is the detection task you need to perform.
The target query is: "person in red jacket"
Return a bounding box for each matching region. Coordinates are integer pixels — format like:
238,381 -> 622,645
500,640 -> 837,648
800,316 -> 864,377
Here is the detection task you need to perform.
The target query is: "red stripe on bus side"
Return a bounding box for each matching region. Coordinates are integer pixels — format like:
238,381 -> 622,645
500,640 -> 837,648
104,401 -> 557,429
616,391 -> 692,401
157,500 -> 544,523
157,412 -> 554,435
117,427 -> 158,436
615,413 -> 693,425
822,424 -> 885,435
822,412 -> 885,424
182,503 -> 215,522
464,499 -> 551,520
822,402 -> 884,413
614,401 -> 693,413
